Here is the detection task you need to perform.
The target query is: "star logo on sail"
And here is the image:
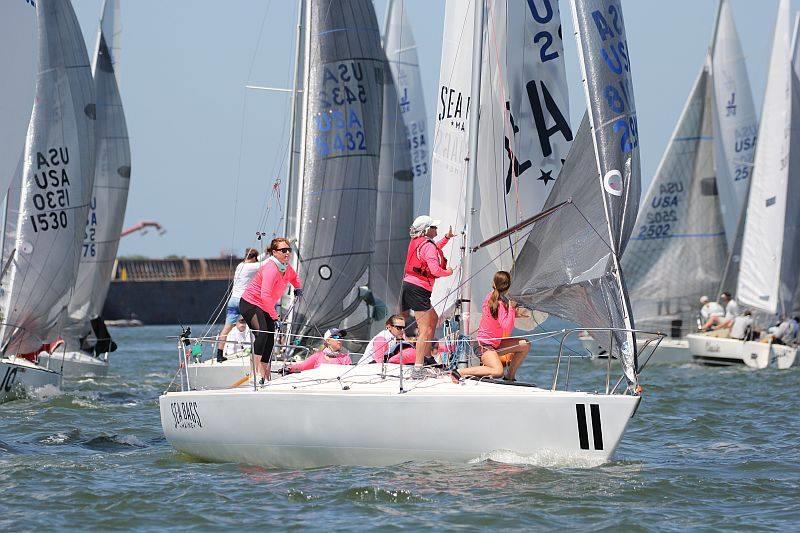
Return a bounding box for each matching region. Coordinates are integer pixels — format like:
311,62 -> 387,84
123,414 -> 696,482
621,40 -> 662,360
538,169 -> 554,185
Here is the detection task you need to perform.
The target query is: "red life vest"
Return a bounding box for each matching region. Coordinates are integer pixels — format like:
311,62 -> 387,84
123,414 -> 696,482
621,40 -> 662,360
404,236 -> 447,282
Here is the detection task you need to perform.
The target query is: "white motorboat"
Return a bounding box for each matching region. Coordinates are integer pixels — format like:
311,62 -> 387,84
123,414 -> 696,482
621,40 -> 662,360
37,350 -> 109,379
0,357 -> 60,403
579,333 -> 691,365
686,333 -> 797,369
161,362 -> 641,468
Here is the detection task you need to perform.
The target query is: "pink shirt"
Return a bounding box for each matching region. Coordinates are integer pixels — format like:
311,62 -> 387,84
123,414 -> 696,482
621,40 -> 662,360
387,346 -> 416,364
476,292 -> 516,348
288,349 -> 352,372
402,236 -> 452,292
240,260 -> 301,319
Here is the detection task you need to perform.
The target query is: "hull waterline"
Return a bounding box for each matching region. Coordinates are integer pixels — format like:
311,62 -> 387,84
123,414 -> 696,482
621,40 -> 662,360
0,358 -> 61,403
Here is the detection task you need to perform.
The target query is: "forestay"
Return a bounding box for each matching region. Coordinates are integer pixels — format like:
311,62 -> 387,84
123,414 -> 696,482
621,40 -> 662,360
512,0 -> 641,385
0,1 -> 36,195
65,0 -> 132,343
710,0 -> 758,246
737,0 -> 800,316
293,0 -> 384,335
470,0 -> 572,329
384,0 -> 430,218
1,0 -> 96,354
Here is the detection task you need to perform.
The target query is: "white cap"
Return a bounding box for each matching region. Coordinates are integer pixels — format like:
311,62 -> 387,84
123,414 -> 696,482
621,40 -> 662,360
411,215 -> 441,233
699,295 -> 709,304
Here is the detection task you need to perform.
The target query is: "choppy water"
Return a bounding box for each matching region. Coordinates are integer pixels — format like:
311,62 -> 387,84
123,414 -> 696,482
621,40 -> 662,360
1,325 -> 799,530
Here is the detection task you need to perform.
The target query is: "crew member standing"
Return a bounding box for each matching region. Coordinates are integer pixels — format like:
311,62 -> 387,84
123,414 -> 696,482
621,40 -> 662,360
239,237 -> 302,384
400,215 -> 454,379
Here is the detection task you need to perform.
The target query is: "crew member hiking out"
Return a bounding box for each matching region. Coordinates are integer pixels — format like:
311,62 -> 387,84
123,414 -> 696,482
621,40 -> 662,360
239,237 -> 302,385
400,215 -> 453,379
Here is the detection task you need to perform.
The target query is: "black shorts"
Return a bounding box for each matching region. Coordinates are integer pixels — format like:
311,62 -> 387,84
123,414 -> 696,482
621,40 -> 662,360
401,281 -> 432,312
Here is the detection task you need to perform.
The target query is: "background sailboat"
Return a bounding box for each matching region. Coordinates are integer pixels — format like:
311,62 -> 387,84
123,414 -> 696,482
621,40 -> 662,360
41,0 -> 132,378
687,0 -> 799,369
603,0 -> 757,363
1,0 -> 96,401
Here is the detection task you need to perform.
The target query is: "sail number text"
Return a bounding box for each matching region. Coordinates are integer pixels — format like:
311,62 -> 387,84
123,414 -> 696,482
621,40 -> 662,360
314,61 -> 373,157
29,147 -> 73,233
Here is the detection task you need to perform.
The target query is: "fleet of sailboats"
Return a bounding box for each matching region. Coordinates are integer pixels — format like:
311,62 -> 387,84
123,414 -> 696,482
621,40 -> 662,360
2,0 -> 797,468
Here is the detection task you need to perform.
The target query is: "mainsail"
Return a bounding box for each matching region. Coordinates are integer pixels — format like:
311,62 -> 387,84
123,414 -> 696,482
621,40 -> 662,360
292,0 -> 384,335
384,0 -> 430,218
710,0 -> 758,246
622,4 -> 754,334
1,0 -> 96,354
429,0 -> 476,315
0,1 -> 36,194
737,0 -> 800,316
470,0 -> 572,329
511,0 -> 641,384
64,0 -> 131,348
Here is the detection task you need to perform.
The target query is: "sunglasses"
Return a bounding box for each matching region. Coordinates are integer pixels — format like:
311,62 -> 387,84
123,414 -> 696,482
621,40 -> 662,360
275,247 -> 292,253
429,226 -> 437,230
389,323 -> 406,329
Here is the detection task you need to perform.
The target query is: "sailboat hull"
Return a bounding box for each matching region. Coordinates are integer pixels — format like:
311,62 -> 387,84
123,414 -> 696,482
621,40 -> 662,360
37,351 -> 109,378
686,333 -> 798,369
578,333 -> 691,364
0,359 -> 60,404
160,366 -> 640,468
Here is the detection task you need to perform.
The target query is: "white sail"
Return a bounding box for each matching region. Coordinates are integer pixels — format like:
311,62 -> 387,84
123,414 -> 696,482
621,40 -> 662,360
0,1 -> 36,194
710,0 -> 758,246
737,0 -> 796,315
623,66 -> 727,333
65,0 -> 131,343
429,0 -> 475,314
384,0 -> 430,218
469,0 -> 571,329
1,0 -> 96,354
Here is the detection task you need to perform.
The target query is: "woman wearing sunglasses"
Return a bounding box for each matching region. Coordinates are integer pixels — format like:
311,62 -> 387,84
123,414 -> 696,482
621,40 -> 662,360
239,237 -> 302,384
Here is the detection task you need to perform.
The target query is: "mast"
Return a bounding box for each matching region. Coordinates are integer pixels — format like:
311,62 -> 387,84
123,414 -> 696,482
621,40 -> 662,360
460,0 -> 486,335
569,0 -> 637,373
709,0 -> 725,57
283,0 -> 306,239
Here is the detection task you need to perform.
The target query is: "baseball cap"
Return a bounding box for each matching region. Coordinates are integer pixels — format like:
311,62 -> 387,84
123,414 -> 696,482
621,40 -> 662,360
324,328 -> 347,340
411,215 -> 441,233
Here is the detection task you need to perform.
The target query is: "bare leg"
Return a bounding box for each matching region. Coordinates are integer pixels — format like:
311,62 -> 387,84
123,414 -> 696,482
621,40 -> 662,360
459,349 -> 504,378
217,323 -> 234,352
414,308 -> 438,365
497,338 -> 530,380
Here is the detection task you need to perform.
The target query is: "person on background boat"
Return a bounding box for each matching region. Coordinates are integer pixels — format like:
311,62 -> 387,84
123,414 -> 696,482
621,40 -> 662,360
216,247 -> 260,362
401,215 -> 454,379
358,314 -> 410,365
768,316 -> 799,345
223,316 -> 254,357
239,237 -> 302,384
729,310 -> 755,341
702,291 -> 739,332
459,271 -> 531,381
287,328 -> 351,372
698,295 -> 724,327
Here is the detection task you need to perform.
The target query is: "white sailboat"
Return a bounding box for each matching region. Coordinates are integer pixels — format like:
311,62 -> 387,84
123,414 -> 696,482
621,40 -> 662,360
159,0 -> 651,468
39,0 -> 132,378
580,0 -> 757,364
1,0 -> 96,402
688,0 -> 800,369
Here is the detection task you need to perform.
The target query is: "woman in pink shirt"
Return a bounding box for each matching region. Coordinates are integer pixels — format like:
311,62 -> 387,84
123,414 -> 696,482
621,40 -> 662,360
287,328 -> 352,372
400,215 -> 454,378
460,271 -> 530,381
239,237 -> 302,384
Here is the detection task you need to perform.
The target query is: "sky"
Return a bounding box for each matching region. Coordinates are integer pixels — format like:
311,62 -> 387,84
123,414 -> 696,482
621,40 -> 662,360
65,0 -> 797,259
